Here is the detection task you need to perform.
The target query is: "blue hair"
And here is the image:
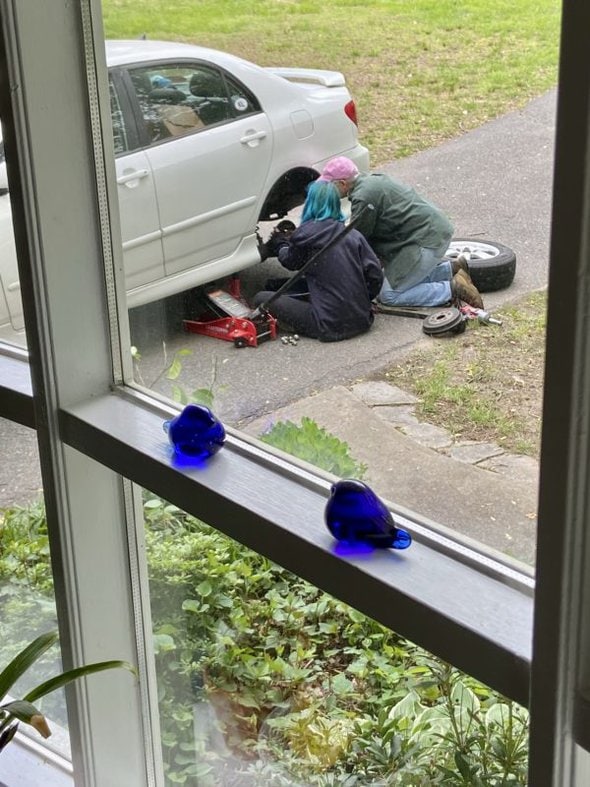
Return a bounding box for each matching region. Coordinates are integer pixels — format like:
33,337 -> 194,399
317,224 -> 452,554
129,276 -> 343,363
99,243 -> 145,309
301,180 -> 345,223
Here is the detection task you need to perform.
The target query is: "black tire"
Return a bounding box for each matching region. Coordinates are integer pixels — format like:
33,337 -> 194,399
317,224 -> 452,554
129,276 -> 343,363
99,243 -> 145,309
446,238 -> 516,293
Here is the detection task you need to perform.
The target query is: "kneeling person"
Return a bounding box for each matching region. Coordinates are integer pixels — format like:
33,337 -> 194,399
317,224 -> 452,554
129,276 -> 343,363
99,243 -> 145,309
317,156 -> 484,310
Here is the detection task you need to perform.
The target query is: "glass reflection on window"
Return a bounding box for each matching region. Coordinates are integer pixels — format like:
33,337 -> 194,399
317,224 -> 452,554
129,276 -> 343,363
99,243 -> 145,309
0,123 -> 27,348
110,78 -> 129,154
0,418 -> 70,758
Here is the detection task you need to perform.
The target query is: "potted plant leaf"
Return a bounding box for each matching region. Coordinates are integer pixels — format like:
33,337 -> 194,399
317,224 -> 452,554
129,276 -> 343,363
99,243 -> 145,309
0,630 -> 136,751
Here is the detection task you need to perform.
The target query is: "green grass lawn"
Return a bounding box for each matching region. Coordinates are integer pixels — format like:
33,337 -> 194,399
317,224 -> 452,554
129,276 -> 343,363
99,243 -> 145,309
102,0 -> 561,164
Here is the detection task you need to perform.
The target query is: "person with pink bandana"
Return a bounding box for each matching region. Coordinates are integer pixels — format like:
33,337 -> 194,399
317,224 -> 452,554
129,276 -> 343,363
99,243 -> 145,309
317,156 -> 483,310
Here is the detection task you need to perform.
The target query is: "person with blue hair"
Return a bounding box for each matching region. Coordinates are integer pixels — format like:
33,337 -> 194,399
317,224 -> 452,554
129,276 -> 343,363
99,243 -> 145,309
252,180 -> 383,342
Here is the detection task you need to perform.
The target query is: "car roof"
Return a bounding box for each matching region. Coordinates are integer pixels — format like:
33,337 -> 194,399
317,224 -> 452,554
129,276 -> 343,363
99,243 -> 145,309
105,39 -> 248,70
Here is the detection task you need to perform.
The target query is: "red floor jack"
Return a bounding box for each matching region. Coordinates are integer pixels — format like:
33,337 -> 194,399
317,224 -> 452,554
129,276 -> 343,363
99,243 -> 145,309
183,205 -> 373,347
183,278 -> 278,348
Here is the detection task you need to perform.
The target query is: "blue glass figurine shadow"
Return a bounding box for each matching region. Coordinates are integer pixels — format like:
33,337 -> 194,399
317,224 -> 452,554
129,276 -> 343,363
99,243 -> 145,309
164,404 -> 225,468
325,479 -> 412,556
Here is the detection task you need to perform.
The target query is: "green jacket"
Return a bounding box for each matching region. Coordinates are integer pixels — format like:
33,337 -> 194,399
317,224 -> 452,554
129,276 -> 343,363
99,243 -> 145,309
349,173 -> 453,287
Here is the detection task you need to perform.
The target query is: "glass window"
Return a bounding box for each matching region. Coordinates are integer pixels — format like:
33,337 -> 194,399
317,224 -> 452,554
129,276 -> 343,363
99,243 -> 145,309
184,66 -> 231,126
226,73 -> 260,117
109,77 -> 129,154
130,65 -> 204,141
0,163 -> 26,347
5,0 -> 590,784
144,491 -> 529,786
0,418 -> 70,762
127,62 -> 256,142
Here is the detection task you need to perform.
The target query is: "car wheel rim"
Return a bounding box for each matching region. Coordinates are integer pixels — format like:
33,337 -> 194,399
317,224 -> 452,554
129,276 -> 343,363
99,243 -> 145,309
446,240 -> 500,261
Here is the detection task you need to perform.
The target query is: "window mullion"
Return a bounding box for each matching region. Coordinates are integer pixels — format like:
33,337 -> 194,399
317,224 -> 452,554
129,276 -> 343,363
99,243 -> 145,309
0,1 -> 156,783
529,1 -> 590,783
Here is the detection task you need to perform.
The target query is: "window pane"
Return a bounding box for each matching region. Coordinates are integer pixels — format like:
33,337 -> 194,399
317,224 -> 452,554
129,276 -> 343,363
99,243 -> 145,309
106,11 -> 551,567
225,74 -> 260,118
0,122 -> 27,348
128,62 -> 239,142
109,77 -> 129,154
0,418 -> 70,759
143,491 -> 529,786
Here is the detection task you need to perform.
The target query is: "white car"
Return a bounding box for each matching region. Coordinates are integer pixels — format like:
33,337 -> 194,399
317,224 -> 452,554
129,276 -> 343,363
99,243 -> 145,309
0,39 -> 369,340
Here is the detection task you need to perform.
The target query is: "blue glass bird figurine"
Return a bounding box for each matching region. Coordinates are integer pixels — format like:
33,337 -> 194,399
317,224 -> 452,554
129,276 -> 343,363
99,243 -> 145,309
163,404 -> 226,459
325,479 -> 411,549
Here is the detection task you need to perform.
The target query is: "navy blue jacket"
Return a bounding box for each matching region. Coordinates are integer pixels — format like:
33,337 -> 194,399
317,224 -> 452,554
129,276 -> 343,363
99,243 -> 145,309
277,218 -> 383,341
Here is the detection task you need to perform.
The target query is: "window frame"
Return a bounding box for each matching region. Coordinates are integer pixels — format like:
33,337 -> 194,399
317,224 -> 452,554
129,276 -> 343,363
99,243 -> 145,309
1,0 -> 590,785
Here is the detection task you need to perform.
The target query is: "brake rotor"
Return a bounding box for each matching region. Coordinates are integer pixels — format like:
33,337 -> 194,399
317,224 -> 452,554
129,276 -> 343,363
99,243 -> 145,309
422,307 -> 465,336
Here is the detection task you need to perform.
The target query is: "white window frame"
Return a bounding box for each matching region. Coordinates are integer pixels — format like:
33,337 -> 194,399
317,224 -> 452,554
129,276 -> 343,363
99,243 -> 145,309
0,0 -> 589,785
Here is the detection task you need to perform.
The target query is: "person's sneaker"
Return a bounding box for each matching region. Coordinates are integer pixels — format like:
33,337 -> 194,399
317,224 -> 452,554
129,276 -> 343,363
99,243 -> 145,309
451,253 -> 470,277
451,270 -> 484,309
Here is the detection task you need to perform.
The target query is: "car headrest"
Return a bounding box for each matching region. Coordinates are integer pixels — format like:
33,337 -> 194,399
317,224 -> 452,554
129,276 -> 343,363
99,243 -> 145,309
189,71 -> 221,98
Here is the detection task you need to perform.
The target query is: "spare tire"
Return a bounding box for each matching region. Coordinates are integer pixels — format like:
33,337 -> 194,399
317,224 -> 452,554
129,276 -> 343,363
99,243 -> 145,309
446,239 -> 516,293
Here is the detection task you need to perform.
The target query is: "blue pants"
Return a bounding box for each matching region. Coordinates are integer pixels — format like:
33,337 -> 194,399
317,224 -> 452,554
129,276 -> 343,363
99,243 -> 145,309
378,244 -> 453,307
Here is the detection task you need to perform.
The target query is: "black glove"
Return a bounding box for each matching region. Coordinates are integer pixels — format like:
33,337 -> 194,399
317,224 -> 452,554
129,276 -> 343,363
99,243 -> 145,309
259,220 -> 296,259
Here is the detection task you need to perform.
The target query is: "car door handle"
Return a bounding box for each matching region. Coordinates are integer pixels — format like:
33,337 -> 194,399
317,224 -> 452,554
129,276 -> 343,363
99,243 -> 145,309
240,130 -> 267,145
117,169 -> 149,186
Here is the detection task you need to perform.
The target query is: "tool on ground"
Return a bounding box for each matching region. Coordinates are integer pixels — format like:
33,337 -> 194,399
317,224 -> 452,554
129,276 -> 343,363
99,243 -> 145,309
373,304 -> 430,319
422,303 -> 503,336
183,283 -> 278,348
459,303 -> 503,325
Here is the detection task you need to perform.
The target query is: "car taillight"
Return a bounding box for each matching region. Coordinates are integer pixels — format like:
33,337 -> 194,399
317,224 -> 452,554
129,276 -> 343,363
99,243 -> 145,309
344,100 -> 358,127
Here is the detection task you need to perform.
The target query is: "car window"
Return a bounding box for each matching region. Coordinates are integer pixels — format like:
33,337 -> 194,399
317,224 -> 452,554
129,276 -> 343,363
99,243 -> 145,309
109,77 -> 129,154
225,72 -> 260,117
127,63 -> 260,146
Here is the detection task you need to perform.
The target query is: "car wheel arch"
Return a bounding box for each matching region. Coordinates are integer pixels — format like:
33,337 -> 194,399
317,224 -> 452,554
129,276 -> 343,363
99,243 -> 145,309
258,167 -> 318,221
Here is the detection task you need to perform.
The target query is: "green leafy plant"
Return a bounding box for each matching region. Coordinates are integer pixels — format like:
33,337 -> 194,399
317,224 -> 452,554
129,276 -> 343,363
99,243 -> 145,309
261,416 -> 367,479
0,630 -> 136,752
132,344 -> 366,481
143,495 -> 529,785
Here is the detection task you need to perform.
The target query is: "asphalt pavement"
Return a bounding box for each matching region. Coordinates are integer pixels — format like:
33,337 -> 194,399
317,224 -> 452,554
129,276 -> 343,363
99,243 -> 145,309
132,89 -> 556,426
1,90 -> 557,556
